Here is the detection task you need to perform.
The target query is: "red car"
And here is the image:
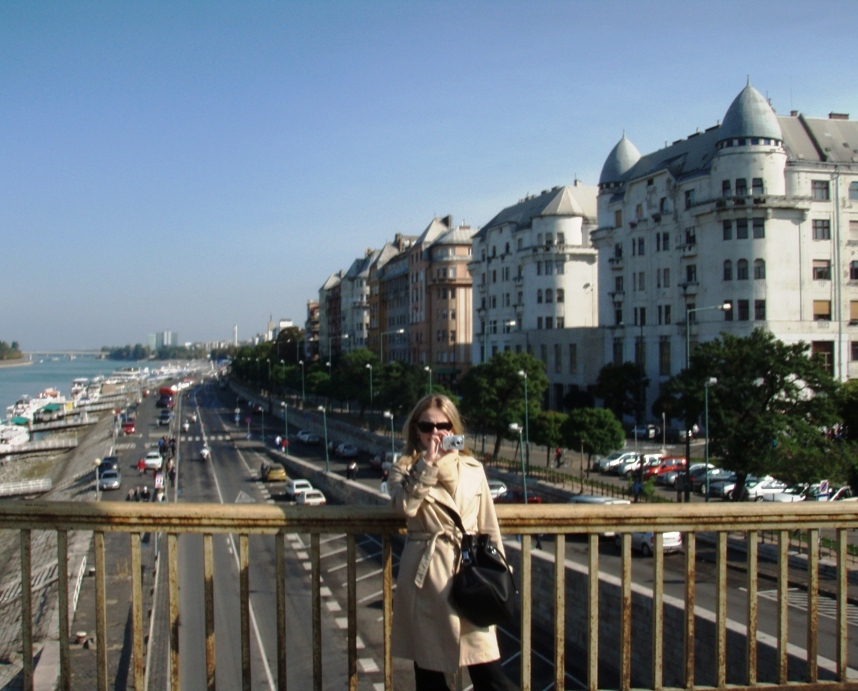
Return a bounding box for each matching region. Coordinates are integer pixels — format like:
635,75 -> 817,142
643,457 -> 686,482
123,420 -> 136,435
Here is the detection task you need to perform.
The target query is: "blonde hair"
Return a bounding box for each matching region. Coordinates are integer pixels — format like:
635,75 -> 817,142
400,394 -> 468,464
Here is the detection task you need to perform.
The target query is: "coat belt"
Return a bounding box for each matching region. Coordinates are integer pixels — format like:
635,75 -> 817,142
407,529 -> 459,588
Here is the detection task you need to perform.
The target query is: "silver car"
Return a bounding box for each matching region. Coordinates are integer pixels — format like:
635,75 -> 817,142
615,531 -> 683,557
98,469 -> 122,491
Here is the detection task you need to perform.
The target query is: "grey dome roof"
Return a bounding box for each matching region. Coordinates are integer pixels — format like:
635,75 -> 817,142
718,84 -> 782,142
599,135 -> 641,185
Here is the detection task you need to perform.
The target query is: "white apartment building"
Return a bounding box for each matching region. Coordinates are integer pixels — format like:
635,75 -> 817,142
469,183 -> 603,409
592,82 -> 858,417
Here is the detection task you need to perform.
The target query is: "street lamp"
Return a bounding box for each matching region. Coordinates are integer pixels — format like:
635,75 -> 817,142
94,458 -> 101,501
328,333 -> 350,362
298,360 -> 306,405
366,363 -> 373,414
508,423 -> 527,502
704,377 -> 717,502
280,359 -> 286,398
380,328 -> 405,364
384,410 -> 395,459
517,370 -> 530,475
683,302 -> 731,501
424,366 -> 433,395
318,406 -> 330,473
281,401 -> 288,450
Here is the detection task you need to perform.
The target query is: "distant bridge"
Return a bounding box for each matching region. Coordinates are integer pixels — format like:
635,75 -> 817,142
24,351 -> 107,360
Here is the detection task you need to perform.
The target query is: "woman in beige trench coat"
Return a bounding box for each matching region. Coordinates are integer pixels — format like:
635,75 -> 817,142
390,394 -> 512,691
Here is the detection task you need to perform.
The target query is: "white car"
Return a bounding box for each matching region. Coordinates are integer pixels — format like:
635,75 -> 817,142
598,451 -> 638,474
296,430 -> 320,444
743,477 -> 788,501
143,451 -> 163,471
615,531 -> 683,557
284,479 -> 314,500
488,480 -> 508,500
296,490 -> 327,506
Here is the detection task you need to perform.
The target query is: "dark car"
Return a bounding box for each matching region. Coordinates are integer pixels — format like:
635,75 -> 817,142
495,490 -> 543,504
158,410 -> 174,426
98,456 -> 118,477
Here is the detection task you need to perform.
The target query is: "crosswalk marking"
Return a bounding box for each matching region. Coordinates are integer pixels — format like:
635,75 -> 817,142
757,588 -> 858,626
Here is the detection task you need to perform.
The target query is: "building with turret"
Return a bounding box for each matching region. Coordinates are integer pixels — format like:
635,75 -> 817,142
592,82 -> 858,418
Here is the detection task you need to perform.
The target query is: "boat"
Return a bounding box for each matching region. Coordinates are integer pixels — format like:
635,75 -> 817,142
0,423 -> 29,452
70,378 -> 88,398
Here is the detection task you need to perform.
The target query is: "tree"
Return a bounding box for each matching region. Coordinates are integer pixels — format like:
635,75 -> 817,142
595,362 -> 649,422
560,407 -> 625,467
459,351 -> 548,461
334,348 -> 379,417
662,329 -> 842,499
531,411 -> 568,467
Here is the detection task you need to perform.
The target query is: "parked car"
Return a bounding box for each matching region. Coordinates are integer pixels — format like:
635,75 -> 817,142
98,456 -> 118,477
615,531 -> 683,557
674,463 -> 717,491
157,410 -> 174,427
597,451 -> 638,474
297,489 -> 327,506
618,453 -> 663,479
122,420 -> 136,435
567,495 -> 631,537
643,457 -> 685,482
495,490 -> 543,504
336,443 -> 359,458
98,469 -> 122,491
143,451 -> 163,471
706,473 -> 741,499
296,430 -> 320,444
141,388 -> 150,398
742,477 -> 788,501
260,463 -> 288,482
691,468 -> 732,494
284,479 -> 314,500
488,480 -> 508,500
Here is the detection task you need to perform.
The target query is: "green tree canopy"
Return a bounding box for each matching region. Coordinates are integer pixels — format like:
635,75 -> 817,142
531,410 -> 568,467
560,407 -> 625,464
595,361 -> 649,423
459,351 -> 548,460
662,329 -> 842,497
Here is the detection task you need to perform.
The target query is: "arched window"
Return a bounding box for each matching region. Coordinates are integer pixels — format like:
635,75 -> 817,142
537,289 -> 543,304
754,259 -> 766,279
556,289 -> 565,303
723,260 -> 733,281
545,289 -> 554,303
737,259 -> 749,280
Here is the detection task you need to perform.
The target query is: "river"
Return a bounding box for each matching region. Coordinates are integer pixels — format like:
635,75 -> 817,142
0,358 -> 145,416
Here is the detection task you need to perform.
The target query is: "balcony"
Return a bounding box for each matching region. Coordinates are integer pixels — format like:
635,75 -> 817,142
1,500 -> 856,690
680,243 -> 698,257
609,256 -> 624,270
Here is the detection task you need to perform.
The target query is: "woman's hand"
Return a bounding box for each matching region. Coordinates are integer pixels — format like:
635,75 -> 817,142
423,432 -> 454,466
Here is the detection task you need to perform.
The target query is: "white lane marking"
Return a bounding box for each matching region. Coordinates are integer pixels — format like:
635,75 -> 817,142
319,534 -> 346,545
326,551 -> 386,573
358,658 -> 379,673
335,617 -> 348,629
321,546 -> 347,559
320,587 -> 332,597
296,551 -> 309,560
325,601 -> 342,613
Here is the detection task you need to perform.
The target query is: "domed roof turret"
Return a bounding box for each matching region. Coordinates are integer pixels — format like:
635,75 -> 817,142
718,83 -> 782,143
599,135 -> 641,185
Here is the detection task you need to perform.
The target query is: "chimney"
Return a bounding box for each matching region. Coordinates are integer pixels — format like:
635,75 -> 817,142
829,112 -> 849,120
790,110 -> 799,117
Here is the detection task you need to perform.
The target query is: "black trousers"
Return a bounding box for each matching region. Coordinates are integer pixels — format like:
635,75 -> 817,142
414,661 -> 512,691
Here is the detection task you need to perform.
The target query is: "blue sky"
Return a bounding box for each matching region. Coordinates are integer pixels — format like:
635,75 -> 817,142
2,1 -> 857,350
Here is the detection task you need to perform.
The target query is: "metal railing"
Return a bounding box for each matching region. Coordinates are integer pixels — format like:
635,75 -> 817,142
1,500 -> 856,691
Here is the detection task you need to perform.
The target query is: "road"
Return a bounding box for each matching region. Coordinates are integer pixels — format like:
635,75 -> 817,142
106,381 -> 858,689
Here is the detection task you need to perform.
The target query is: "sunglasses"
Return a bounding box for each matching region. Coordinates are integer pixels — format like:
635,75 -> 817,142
416,420 -> 454,434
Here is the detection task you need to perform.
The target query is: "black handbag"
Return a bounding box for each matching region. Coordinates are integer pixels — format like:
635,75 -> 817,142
440,504 -> 517,627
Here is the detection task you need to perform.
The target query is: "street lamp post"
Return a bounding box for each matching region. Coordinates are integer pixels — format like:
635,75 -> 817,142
366,363 -> 373,415
380,328 -> 405,364
298,360 -> 306,405
318,406 -> 330,473
384,410 -> 395,459
281,401 -> 288,450
517,370 -> 530,475
424,366 -> 432,395
704,377 -> 717,502
683,302 -> 731,501
508,423 -> 527,502
94,458 -> 101,501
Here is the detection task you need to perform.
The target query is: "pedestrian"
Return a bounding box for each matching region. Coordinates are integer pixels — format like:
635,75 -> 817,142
555,447 -> 563,467
133,488 -> 140,502
126,489 -> 134,501
169,466 -> 176,488
141,486 -> 150,501
347,460 -> 357,480
380,468 -> 389,495
281,438 -> 289,453
137,457 -> 145,475
275,435 -> 282,450
389,394 -> 511,690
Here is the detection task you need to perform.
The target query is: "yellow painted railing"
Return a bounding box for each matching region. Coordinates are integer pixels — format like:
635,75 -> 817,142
1,500 -> 856,691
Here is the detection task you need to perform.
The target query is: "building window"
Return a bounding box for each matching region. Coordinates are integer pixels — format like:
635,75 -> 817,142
540,344 -> 548,365
737,259 -> 749,280
723,260 -> 733,281
545,263 -> 554,276
545,317 -> 554,329
685,189 -> 696,209
686,264 -> 697,283
724,300 -> 734,321
850,182 -> 858,201
661,231 -> 669,251
556,316 -> 565,329
752,218 -> 765,238
536,262 -> 542,276
754,300 -> 766,320
638,272 -> 645,290
615,276 -> 624,292
850,302 -> 858,324
738,299 -> 750,321
685,227 -> 696,245
851,261 -> 858,280
811,341 -> 834,375
663,268 -> 670,288
752,178 -> 764,195
813,300 -> 832,321
537,289 -> 543,304
537,317 -> 543,329
554,344 -> 562,373
722,180 -> 732,197
659,338 -> 671,377
556,289 -> 564,302
723,221 -> 733,240
614,210 -> 623,228
545,289 -> 553,303
736,219 -> 748,239
812,180 -> 830,201
555,262 -> 564,275
853,342 -> 858,360
492,270 -> 497,283
736,178 -> 747,197
614,243 -> 623,258
636,203 -> 644,219
813,260 -> 831,280
753,259 -> 766,279
637,238 -> 645,255
813,219 -> 831,240
613,338 -> 624,365
491,296 -> 497,309
569,344 -> 578,374
665,304 -> 671,324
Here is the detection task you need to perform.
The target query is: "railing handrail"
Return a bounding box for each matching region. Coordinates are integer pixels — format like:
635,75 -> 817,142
2,499 -> 855,534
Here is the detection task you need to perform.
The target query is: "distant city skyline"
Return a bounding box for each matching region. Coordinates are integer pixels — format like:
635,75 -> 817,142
2,1 -> 856,350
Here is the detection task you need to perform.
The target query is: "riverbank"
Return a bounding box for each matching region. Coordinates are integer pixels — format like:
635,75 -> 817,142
0,360 -> 31,369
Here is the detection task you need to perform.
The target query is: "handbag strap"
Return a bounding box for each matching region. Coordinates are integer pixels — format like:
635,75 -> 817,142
437,501 -> 467,535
